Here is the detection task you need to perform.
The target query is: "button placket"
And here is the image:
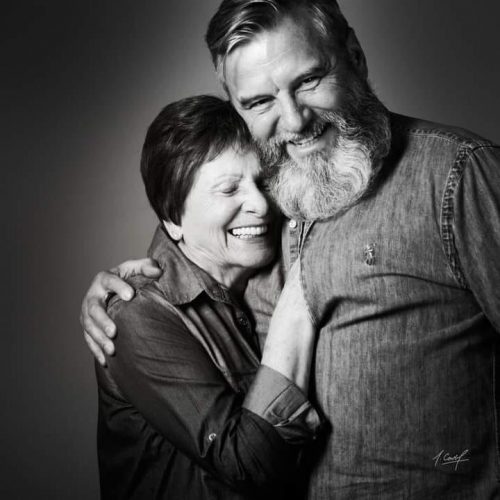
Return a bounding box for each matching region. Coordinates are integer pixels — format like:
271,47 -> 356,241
237,315 -> 250,331
288,222 -> 301,264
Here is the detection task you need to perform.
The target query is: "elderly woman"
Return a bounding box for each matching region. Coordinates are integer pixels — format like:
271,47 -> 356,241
95,95 -> 321,499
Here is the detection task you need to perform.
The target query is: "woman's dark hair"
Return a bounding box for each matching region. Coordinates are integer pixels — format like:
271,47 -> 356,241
141,95 -> 254,224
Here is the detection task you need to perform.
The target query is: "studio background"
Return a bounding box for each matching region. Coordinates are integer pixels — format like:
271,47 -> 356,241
3,0 -> 500,498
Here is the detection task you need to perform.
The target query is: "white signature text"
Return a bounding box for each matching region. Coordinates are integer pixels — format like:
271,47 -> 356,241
433,449 -> 470,471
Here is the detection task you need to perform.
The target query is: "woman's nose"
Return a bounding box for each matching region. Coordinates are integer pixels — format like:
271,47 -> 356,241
243,185 -> 269,217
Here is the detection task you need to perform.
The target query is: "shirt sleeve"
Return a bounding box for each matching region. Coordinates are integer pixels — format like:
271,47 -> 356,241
452,144 -> 500,331
104,285 -> 321,491
243,365 -> 322,444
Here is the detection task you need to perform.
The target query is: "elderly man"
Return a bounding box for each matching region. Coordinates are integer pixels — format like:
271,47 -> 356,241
81,0 -> 500,497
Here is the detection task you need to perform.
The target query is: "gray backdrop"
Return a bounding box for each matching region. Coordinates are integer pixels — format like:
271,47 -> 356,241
3,0 -> 500,497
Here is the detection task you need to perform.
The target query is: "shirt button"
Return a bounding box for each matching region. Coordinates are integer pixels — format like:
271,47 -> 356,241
288,219 -> 298,229
208,433 -> 217,442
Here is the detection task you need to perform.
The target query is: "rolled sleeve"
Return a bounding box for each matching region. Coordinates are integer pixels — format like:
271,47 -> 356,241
243,365 -> 322,444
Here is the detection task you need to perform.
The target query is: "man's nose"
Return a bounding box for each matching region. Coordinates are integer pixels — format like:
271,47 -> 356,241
278,96 -> 311,134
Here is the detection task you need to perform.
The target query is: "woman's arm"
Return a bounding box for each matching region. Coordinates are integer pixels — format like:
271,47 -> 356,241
102,276 -> 320,491
260,260 -> 315,393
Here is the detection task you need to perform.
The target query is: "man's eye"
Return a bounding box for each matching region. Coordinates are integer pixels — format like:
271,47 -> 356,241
300,76 -> 321,89
248,98 -> 272,110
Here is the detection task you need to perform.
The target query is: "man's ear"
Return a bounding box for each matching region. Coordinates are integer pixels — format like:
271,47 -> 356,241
162,220 -> 183,242
345,29 -> 368,80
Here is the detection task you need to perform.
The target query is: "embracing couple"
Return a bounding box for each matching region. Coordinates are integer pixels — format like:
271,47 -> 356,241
80,1 -> 500,498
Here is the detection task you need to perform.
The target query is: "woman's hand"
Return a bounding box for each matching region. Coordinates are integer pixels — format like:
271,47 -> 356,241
261,259 -> 316,393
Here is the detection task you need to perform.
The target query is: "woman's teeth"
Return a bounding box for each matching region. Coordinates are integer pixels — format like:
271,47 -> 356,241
229,225 -> 268,239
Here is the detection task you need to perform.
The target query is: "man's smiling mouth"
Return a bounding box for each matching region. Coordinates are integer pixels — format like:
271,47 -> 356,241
288,123 -> 328,147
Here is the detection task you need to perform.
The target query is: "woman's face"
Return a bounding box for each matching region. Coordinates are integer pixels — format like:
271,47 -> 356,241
165,146 -> 277,288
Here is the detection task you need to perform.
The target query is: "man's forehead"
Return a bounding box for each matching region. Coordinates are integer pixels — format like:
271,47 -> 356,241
224,19 -> 327,99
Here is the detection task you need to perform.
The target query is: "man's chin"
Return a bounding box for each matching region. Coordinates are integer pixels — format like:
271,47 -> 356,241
285,146 -> 328,165
267,141 -> 377,221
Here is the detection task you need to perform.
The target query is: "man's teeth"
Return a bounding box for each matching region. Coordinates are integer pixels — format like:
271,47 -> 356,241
229,225 -> 268,238
290,125 -> 327,146
291,136 -> 318,146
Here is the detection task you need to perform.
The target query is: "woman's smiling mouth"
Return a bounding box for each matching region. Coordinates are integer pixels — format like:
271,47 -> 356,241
229,224 -> 269,239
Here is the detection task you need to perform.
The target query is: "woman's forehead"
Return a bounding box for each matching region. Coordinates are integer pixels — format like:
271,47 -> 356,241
197,147 -> 261,181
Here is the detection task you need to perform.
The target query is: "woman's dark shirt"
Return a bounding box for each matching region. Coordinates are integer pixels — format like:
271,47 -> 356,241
95,226 -> 321,499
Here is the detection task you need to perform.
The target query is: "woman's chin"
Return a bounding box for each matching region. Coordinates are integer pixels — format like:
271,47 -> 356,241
231,244 -> 276,270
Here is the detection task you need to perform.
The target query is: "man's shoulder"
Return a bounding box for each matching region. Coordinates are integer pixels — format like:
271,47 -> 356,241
390,113 -> 497,151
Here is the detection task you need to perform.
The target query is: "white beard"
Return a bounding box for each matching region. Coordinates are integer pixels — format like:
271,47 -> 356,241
256,77 -> 391,221
266,133 -> 376,220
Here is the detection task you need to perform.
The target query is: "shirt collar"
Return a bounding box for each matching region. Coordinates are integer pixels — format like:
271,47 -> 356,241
147,225 -> 233,305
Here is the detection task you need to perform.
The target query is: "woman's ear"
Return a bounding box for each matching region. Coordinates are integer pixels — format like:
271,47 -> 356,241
162,220 -> 183,241
345,29 -> 368,80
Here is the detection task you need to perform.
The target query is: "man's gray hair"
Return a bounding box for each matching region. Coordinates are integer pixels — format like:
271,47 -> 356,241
205,0 -> 350,85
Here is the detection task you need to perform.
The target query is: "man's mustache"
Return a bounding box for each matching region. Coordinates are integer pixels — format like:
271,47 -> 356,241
270,120 -> 332,145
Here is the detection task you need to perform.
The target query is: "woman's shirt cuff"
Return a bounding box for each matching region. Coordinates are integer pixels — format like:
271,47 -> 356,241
242,365 -> 323,445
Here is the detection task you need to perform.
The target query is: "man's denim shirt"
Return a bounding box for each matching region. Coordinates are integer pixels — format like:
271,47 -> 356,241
245,114 -> 500,498
96,227 -> 321,500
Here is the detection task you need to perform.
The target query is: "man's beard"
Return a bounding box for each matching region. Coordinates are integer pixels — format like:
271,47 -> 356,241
256,75 -> 391,221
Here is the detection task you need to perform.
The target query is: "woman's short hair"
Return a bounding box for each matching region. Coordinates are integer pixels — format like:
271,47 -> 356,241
205,0 -> 350,85
141,95 -> 254,224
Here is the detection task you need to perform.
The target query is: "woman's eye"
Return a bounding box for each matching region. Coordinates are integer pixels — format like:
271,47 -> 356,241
219,184 -> 238,195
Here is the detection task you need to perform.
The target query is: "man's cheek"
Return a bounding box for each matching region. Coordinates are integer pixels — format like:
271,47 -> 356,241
247,116 -> 272,142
